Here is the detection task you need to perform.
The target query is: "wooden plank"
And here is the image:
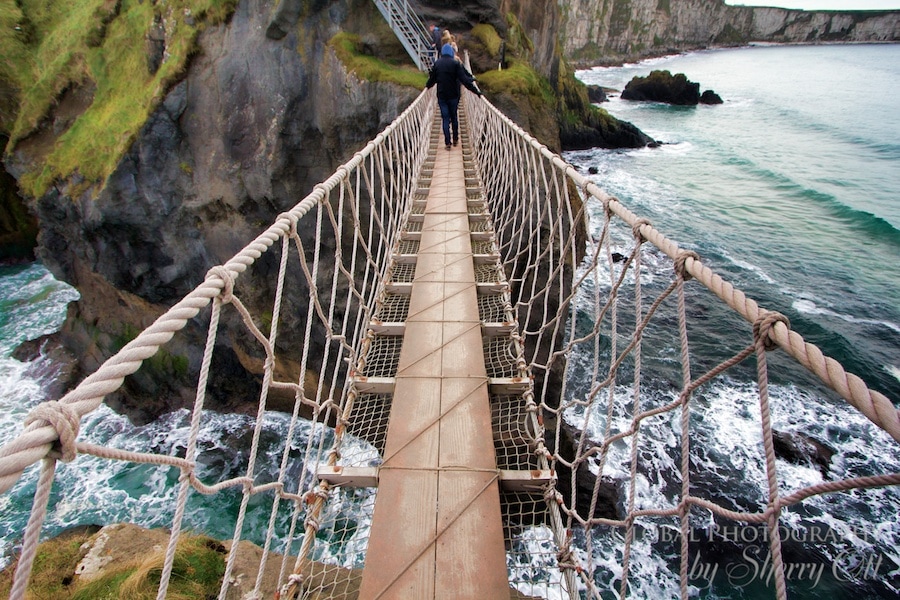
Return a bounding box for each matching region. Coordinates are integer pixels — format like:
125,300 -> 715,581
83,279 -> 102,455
358,469 -> 437,599
316,466 -> 379,488
362,115 -> 510,599
434,471 -> 509,599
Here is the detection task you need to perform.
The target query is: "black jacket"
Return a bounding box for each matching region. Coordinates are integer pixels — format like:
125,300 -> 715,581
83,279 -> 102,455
426,57 -> 481,101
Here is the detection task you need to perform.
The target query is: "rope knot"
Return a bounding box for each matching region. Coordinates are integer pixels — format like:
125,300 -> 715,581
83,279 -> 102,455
602,196 -> 613,217
25,401 -> 80,462
632,218 -> 651,243
674,250 -> 700,281
542,483 -> 562,506
279,211 -> 299,237
206,266 -> 235,304
753,311 -> 790,352
556,546 -> 579,571
304,514 -> 321,532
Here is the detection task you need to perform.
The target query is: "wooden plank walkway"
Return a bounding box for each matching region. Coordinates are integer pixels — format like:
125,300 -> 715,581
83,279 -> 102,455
358,116 -> 509,599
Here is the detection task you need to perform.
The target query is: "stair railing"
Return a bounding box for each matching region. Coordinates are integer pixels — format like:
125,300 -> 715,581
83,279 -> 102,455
371,0 -> 434,71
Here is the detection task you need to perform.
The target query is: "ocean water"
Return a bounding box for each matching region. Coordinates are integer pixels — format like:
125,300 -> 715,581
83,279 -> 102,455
566,44 -> 900,598
0,43 -> 898,598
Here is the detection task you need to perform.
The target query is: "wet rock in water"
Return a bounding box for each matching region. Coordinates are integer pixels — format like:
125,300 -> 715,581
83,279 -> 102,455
586,84 -> 608,103
588,166 -> 598,174
547,415 -> 622,520
622,70 -> 723,107
622,70 -> 700,105
700,89 -> 724,104
773,430 -> 835,478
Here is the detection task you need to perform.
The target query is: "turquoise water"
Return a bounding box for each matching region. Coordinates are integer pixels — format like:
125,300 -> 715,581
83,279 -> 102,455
573,43 -> 900,401
569,44 -> 900,598
0,43 -> 898,597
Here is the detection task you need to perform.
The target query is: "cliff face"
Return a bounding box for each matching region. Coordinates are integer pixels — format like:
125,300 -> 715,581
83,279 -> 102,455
560,0 -> 900,65
2,0 -> 643,423
9,0 -> 422,421
18,0 -> 892,423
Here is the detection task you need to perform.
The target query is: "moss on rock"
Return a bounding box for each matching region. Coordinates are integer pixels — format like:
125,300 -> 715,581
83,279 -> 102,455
327,32 -> 427,88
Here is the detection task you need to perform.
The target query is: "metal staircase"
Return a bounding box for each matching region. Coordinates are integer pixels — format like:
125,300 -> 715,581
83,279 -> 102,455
371,0 -> 434,71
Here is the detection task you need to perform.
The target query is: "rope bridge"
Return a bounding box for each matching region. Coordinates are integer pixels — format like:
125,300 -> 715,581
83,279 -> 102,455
1,81 -> 898,599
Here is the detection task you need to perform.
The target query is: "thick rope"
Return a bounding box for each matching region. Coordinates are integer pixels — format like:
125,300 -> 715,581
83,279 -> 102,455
467,93 -> 900,600
3,78 -> 897,600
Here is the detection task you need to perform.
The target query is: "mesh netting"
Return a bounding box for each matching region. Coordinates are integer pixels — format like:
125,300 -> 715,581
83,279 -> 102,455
373,293 -> 410,323
3,65 -> 898,600
359,335 -> 403,378
471,239 -> 496,255
387,262 -> 416,284
484,335 -> 522,379
469,217 -> 492,233
396,239 -> 420,255
478,292 -> 509,323
474,262 -> 503,284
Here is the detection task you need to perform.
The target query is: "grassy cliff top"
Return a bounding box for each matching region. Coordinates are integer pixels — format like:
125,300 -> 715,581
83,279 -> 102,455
0,0 -> 236,198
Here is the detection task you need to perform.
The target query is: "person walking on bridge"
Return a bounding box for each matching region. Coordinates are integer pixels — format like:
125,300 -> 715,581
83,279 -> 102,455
429,23 -> 442,61
426,44 -> 482,151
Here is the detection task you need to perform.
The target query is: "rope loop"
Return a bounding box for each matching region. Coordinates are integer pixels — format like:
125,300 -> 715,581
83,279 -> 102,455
632,218 -> 651,243
601,195 -> 615,217
304,514 -> 321,532
24,401 -> 80,462
279,211 -> 299,237
205,265 -> 235,304
556,546 -> 579,571
580,180 -> 591,200
674,250 -> 701,281
312,183 -> 330,204
543,482 -> 562,506
753,311 -> 791,352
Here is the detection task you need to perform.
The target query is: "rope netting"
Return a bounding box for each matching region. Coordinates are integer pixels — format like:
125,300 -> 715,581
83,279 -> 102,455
462,91 -> 900,598
0,89 -> 435,600
1,74 -> 898,600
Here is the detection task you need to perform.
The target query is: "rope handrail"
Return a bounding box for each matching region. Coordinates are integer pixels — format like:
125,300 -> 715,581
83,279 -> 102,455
1,86 -> 436,600
464,93 -> 900,444
462,89 -> 899,599
1,74 -> 896,600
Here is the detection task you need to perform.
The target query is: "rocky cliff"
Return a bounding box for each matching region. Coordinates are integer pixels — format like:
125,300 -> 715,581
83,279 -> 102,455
12,0 -> 891,423
560,0 -> 900,66
4,0 -> 426,421
2,0 -> 647,422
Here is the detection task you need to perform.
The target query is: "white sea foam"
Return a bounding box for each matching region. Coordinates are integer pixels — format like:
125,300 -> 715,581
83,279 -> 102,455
718,248 -> 777,285
792,298 -> 900,335
887,365 -> 900,384
561,359 -> 900,592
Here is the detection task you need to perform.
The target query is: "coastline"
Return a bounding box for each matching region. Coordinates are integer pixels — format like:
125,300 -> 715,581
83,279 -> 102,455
570,39 -> 900,70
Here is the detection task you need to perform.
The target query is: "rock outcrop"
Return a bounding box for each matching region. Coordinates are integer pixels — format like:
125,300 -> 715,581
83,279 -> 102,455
7,0 -> 423,422
773,429 -> 835,479
621,69 -> 721,105
2,0 -> 650,423
560,0 -> 900,66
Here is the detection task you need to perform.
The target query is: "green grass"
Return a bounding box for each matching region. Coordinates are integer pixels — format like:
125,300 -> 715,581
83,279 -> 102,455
328,32 -> 427,89
471,24 -> 502,57
1,0 -> 237,198
0,531 -> 226,600
477,59 -> 554,108
70,536 -> 225,600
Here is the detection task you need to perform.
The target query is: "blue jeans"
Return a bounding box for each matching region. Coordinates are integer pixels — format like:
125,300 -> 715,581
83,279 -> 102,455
438,97 -> 460,146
